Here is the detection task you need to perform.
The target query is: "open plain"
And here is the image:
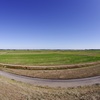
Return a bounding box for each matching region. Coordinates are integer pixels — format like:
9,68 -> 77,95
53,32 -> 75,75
0,50 -> 100,100
0,50 -> 100,79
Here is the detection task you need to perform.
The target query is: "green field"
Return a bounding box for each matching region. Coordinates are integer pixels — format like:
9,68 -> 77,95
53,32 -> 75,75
0,50 -> 100,66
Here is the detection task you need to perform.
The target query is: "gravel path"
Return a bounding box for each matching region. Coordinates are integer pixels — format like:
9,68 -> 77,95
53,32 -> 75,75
0,70 -> 100,87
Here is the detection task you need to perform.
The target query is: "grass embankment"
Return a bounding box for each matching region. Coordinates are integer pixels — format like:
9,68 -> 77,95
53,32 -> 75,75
0,76 -> 100,100
0,50 -> 100,79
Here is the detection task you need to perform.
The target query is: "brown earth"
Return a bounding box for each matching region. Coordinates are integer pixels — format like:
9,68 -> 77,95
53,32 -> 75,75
1,64 -> 100,79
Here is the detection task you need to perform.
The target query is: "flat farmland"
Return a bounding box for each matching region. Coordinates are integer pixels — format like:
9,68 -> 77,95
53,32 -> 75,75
0,50 -> 100,66
0,50 -> 100,79
0,50 -> 100,100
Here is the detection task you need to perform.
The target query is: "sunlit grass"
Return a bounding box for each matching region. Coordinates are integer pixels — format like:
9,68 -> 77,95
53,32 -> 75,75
0,50 -> 100,66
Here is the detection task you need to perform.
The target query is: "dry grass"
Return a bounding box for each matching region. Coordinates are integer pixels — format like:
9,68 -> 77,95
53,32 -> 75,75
0,61 -> 100,70
0,76 -> 100,100
2,64 -> 100,79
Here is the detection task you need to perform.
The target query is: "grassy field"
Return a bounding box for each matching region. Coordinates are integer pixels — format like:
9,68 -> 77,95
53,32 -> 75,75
0,49 -> 100,79
0,76 -> 100,100
0,49 -> 100,66
0,50 -> 100,100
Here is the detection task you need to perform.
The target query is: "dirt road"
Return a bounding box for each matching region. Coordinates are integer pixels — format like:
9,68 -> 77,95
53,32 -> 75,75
0,70 -> 100,87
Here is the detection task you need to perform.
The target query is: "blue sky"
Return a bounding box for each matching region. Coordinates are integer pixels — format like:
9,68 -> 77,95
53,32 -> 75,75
0,0 -> 100,49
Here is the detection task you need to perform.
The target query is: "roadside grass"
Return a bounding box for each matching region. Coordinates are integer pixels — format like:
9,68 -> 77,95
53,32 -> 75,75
0,50 -> 100,66
0,76 -> 100,100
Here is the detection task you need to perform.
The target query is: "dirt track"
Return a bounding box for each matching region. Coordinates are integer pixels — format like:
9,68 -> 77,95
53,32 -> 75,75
0,70 -> 100,87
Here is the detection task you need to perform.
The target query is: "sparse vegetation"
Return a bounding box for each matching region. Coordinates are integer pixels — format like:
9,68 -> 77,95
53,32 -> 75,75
2,64 -> 100,79
0,76 -> 100,100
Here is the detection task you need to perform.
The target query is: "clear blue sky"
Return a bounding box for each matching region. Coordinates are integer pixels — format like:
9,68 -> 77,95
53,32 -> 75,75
0,0 -> 100,49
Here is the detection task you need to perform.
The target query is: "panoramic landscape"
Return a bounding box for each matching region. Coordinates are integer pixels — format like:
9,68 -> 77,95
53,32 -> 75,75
0,49 -> 100,80
0,0 -> 100,100
0,49 -> 100,100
